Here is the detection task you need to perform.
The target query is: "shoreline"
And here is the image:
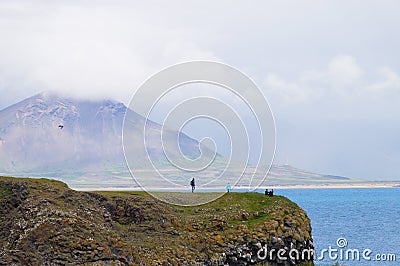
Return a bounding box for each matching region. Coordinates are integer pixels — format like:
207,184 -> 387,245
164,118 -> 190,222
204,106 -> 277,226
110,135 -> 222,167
71,182 -> 400,192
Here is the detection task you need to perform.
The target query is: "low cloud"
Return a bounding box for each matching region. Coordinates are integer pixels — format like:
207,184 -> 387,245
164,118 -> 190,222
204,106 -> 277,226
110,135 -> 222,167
366,66 -> 400,96
265,55 -> 400,106
0,1 -> 219,107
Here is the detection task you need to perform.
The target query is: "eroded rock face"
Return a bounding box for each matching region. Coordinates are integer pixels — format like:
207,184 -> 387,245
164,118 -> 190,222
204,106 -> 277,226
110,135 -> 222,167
0,177 -> 314,266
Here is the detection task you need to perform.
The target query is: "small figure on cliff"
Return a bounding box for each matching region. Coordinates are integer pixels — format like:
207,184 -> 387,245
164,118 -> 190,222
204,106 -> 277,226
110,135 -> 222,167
265,188 -> 274,197
269,189 -> 274,197
226,183 -> 231,193
190,178 -> 195,193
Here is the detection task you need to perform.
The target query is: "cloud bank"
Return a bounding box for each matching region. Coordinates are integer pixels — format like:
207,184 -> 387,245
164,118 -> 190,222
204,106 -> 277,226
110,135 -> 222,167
0,1 -> 400,180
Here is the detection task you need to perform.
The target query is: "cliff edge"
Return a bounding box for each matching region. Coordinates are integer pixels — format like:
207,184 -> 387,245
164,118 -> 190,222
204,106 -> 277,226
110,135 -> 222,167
0,176 -> 314,265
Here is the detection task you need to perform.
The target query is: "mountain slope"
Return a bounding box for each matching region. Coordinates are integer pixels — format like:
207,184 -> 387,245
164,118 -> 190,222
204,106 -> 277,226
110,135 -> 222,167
0,92 -> 203,186
0,92 -> 126,171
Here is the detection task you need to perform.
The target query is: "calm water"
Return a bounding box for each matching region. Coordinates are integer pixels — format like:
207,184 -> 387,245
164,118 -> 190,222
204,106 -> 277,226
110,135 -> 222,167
263,188 -> 400,265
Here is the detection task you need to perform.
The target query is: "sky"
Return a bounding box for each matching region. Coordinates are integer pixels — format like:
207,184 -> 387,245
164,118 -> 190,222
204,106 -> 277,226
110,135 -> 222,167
0,1 -> 399,180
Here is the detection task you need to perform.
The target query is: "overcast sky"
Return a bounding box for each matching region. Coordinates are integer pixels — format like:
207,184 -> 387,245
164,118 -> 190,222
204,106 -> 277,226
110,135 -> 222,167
0,1 -> 399,180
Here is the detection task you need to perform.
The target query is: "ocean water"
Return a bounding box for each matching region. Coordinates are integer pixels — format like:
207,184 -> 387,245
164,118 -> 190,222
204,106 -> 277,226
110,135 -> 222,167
266,188 -> 400,266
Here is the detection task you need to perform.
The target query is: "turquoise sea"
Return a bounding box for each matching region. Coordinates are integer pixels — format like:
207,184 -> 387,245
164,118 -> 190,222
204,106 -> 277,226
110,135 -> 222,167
268,188 -> 400,265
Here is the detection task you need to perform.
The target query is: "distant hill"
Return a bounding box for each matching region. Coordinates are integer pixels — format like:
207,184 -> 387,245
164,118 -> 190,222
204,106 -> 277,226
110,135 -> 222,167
267,165 -> 360,186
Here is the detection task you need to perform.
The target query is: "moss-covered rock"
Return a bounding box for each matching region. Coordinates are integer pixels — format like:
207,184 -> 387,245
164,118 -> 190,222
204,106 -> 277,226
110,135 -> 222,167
0,176 -> 314,265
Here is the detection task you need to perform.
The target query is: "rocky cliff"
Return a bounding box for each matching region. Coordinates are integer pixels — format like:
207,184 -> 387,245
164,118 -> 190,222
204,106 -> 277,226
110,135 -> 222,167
0,176 -> 314,265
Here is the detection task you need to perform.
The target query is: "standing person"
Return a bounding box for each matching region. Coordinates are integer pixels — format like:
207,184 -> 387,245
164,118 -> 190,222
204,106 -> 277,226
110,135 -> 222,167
190,178 -> 195,193
226,183 -> 232,193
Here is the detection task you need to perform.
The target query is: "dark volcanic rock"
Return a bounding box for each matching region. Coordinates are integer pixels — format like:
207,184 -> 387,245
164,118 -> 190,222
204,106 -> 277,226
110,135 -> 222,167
0,176 -> 314,266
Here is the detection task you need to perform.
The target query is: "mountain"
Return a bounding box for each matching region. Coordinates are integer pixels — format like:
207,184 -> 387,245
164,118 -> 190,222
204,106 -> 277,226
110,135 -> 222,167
0,92 -> 125,170
0,92 -> 204,187
0,92 -> 360,189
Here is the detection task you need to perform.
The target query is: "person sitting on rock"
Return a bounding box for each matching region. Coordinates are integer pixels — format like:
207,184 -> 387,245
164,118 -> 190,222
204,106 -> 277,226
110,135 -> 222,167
269,189 -> 274,197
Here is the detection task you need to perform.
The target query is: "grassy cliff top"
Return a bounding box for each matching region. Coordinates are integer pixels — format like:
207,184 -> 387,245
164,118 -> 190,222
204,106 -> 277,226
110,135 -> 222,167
0,176 -> 314,265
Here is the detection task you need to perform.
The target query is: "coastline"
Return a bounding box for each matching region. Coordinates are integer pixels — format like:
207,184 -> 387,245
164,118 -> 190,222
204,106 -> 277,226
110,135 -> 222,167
71,182 -> 400,192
